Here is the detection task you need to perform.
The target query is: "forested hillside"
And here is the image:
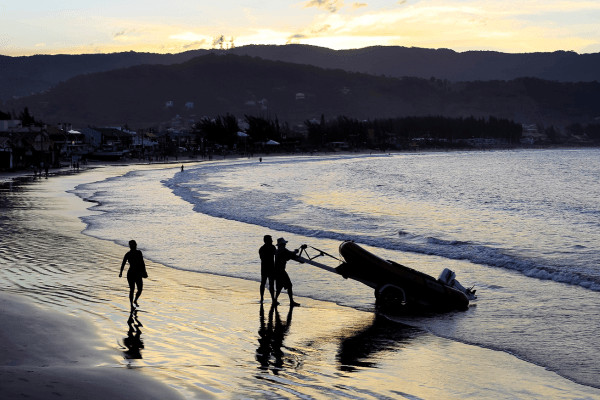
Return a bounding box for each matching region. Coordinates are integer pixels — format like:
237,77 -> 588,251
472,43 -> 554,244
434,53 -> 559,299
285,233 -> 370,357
2,45 -> 600,101
5,54 -> 600,127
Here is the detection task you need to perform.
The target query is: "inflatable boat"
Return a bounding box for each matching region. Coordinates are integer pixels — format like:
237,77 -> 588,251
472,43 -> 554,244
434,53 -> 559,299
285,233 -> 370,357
297,241 -> 477,312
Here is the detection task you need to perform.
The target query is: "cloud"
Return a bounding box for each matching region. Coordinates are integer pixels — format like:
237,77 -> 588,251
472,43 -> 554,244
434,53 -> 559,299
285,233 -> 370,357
112,28 -> 144,42
350,2 -> 368,11
6,0 -> 600,56
287,33 -> 308,43
284,0 -> 600,52
182,40 -> 207,49
35,43 -> 46,47
287,24 -> 331,43
303,0 -> 345,13
311,24 -> 331,34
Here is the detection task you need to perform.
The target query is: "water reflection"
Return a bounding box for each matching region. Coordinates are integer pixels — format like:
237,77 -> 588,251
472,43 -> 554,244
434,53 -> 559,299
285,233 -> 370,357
122,309 -> 144,360
256,304 -> 295,374
337,314 -> 422,372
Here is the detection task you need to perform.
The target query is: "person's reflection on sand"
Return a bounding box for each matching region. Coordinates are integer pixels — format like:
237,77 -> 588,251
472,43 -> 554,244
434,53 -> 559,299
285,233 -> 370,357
256,304 -> 295,373
256,304 -> 274,369
337,314 -> 421,372
122,309 -> 144,360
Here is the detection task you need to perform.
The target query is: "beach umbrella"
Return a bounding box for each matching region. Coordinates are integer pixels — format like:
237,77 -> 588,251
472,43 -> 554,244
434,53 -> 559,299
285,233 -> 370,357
236,132 -> 249,137
265,140 -> 280,145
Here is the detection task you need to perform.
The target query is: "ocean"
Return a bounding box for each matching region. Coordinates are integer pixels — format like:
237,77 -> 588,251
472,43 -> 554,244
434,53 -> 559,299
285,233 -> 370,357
71,149 -> 600,390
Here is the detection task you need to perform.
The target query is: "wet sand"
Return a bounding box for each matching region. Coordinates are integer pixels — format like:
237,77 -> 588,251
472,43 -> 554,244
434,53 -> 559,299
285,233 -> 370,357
0,293 -> 185,400
1,165 -> 599,399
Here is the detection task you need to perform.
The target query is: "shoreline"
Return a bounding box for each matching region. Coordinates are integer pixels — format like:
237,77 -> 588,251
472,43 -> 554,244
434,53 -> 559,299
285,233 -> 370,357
2,145 -> 597,183
2,159 -> 600,399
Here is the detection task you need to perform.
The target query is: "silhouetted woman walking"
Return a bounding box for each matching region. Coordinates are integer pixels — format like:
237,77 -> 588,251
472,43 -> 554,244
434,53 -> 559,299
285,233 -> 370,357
119,240 -> 148,309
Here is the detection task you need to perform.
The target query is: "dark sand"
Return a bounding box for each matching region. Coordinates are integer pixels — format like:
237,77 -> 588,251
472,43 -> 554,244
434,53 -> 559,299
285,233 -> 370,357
0,293 -> 185,400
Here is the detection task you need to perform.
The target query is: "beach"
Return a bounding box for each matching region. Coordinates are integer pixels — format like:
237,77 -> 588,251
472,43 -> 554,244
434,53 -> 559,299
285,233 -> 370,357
2,155 -> 600,399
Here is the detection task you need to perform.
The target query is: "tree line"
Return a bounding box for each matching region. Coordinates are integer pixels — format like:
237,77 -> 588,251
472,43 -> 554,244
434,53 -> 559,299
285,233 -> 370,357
305,115 -> 522,145
0,107 -> 43,127
564,122 -> 600,141
193,113 -> 523,148
193,113 -> 291,148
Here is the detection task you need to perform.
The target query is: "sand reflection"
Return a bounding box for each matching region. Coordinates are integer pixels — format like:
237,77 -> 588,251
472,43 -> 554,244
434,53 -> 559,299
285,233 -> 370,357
122,309 -> 144,360
336,314 -> 422,372
256,304 -> 296,374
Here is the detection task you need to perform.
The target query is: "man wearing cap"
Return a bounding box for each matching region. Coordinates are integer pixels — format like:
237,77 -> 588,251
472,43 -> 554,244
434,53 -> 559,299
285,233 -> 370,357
259,235 -> 277,303
274,237 -> 301,306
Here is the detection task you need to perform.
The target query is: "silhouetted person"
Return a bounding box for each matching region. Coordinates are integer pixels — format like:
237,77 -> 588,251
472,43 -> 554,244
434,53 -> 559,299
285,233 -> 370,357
44,165 -> 49,178
119,240 -> 148,309
274,238 -> 300,306
123,309 -> 144,359
259,235 -> 276,303
181,165 -> 184,172
259,157 -> 262,162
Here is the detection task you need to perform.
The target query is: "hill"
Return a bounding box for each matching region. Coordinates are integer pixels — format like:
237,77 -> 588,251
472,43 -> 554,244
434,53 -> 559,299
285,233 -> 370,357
5,54 -> 600,128
2,45 -> 600,101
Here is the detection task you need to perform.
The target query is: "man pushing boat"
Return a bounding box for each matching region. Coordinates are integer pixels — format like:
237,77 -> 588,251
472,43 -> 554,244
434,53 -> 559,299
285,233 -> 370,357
274,237 -> 302,307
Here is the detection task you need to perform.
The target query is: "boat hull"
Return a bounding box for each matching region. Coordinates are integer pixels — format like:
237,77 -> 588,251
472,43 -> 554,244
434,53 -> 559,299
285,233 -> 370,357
337,241 -> 470,311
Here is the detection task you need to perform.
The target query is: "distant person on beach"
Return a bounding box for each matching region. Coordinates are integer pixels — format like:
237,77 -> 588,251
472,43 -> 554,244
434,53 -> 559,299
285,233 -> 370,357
274,238 -> 301,306
119,240 -> 148,309
45,165 -> 49,178
259,235 -> 277,303
259,157 -> 262,162
181,165 -> 184,172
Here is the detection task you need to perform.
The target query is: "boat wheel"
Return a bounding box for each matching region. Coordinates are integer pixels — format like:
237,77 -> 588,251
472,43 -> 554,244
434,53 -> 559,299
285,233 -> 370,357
377,285 -> 406,308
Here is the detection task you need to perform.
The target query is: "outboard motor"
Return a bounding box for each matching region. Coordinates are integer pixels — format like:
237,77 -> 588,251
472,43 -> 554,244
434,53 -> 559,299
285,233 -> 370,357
438,268 -> 477,300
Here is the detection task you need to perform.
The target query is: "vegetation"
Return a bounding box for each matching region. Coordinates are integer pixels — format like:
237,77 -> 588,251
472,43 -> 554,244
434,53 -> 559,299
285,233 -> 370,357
3,45 -> 600,102
305,115 -> 522,145
0,107 -> 43,126
193,113 -> 522,148
565,122 -> 600,141
193,113 -> 240,147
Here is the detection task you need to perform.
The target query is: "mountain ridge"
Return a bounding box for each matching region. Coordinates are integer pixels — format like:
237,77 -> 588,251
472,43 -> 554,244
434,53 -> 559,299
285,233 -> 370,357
2,44 -> 600,101
5,53 -> 599,128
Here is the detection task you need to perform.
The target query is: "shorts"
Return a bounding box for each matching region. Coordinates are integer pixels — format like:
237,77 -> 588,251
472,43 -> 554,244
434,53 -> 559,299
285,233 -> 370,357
261,266 -> 275,280
276,271 -> 292,290
127,274 -> 143,289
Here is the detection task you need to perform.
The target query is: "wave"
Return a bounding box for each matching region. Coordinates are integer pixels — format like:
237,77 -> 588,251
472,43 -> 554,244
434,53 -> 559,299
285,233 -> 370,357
164,168 -> 600,293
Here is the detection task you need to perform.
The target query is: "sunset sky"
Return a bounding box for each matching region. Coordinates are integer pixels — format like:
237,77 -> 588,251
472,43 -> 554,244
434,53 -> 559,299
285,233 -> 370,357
2,0 -> 599,56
